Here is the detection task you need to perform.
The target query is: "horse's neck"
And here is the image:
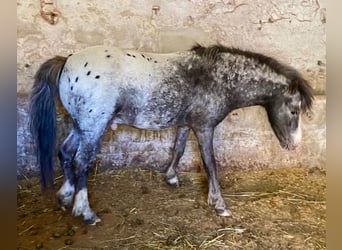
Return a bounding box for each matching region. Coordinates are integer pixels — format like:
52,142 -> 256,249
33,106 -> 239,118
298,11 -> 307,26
216,55 -> 287,110
227,79 -> 285,111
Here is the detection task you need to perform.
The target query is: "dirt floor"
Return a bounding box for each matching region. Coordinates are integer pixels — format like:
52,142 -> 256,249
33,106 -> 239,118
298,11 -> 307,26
17,166 -> 326,250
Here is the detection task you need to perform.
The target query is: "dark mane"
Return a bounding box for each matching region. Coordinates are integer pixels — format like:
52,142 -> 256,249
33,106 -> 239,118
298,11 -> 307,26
191,44 -> 314,111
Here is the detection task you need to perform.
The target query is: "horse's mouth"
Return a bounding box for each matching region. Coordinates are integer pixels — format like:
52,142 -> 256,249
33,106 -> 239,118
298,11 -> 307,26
275,131 -> 300,151
280,141 -> 299,151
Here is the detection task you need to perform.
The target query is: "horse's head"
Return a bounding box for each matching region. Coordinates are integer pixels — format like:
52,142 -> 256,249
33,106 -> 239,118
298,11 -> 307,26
265,79 -> 314,151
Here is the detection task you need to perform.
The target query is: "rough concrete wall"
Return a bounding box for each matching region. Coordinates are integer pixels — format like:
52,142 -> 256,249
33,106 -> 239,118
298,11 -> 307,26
17,0 -> 326,177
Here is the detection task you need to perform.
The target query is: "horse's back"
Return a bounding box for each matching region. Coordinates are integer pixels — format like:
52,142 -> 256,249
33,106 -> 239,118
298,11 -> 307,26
60,46 -> 183,91
63,46 -> 151,84
58,46 -> 193,131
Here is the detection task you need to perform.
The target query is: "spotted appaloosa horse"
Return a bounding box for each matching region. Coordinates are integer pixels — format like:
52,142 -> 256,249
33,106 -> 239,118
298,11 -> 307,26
30,44 -> 314,225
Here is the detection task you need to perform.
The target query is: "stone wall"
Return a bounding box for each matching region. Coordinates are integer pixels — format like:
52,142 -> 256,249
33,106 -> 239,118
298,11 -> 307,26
17,0 -> 326,177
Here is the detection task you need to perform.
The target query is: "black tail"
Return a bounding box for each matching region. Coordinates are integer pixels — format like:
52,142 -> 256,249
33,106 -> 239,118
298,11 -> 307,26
29,56 -> 67,189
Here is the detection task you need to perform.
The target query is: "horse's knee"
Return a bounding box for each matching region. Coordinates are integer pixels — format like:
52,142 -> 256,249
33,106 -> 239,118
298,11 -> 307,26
58,145 -> 70,163
59,131 -> 79,160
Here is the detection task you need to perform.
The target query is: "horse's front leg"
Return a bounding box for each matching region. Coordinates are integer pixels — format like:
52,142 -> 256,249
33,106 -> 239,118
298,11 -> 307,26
193,126 -> 232,217
165,126 -> 190,186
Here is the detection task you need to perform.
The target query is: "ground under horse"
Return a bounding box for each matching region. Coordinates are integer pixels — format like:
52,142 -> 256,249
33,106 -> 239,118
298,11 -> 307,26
30,44 -> 313,225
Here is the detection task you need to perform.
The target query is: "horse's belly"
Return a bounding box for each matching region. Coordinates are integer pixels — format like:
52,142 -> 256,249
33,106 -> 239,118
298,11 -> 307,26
113,111 -> 183,130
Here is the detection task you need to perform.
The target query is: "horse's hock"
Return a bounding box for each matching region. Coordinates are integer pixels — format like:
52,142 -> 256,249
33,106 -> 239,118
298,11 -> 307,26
17,0 -> 326,178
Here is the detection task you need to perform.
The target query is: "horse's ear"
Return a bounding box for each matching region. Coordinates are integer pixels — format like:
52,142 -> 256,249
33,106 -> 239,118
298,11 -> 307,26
288,79 -> 299,94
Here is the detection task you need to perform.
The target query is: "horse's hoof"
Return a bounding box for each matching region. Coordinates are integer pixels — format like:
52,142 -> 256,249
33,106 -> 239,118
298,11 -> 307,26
166,176 -> 179,187
216,208 -> 232,217
84,215 -> 101,226
57,195 -> 73,210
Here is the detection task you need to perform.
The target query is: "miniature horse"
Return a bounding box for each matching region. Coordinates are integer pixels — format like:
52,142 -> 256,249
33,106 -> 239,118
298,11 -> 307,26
30,44 -> 313,225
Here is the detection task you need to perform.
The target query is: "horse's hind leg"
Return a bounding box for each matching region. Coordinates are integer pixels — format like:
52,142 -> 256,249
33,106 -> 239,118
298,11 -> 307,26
71,124 -> 108,225
56,129 -> 80,209
193,126 -> 232,217
165,126 -> 190,186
